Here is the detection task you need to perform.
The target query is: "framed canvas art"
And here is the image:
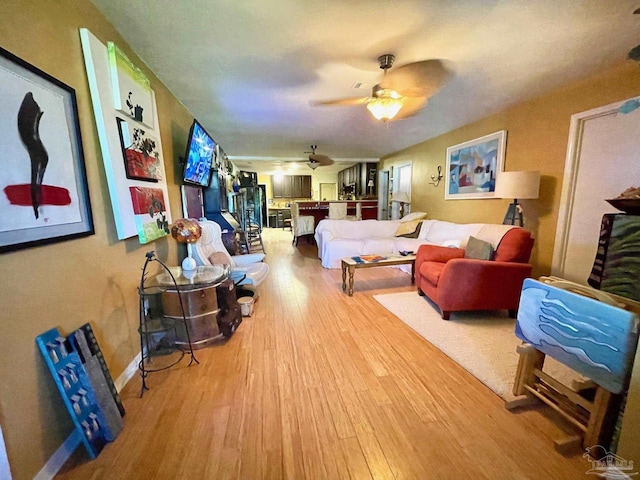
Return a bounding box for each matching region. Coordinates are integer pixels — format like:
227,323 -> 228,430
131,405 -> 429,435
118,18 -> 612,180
108,42 -> 154,128
0,46 -> 94,252
81,29 -> 171,241
445,130 -> 506,200
129,186 -> 170,244
116,118 -> 162,182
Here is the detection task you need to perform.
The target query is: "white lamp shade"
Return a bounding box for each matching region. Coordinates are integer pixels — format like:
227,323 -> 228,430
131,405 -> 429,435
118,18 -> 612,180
495,171 -> 540,199
392,191 -> 411,203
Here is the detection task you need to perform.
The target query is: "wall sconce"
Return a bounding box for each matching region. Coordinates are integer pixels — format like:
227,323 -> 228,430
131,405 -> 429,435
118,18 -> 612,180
429,165 -> 443,187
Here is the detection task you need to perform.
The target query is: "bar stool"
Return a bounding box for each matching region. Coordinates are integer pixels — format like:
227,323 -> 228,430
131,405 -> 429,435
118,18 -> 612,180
278,209 -> 292,231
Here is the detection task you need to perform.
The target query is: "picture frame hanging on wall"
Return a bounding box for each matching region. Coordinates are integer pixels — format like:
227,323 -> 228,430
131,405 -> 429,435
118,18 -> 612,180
445,130 -> 506,200
129,186 -> 170,244
0,46 -> 94,253
108,42 -> 154,129
81,29 -> 171,242
116,117 -> 162,182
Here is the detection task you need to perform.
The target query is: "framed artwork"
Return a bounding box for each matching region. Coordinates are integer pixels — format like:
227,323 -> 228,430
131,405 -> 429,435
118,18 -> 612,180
129,186 -> 170,244
107,42 -> 154,129
116,118 -> 162,182
0,46 -> 94,253
445,130 -> 506,200
82,29 -> 171,242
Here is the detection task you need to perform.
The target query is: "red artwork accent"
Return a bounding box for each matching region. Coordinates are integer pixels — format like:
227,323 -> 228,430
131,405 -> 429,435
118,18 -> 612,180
4,184 -> 71,206
124,150 -> 160,181
129,186 -> 165,214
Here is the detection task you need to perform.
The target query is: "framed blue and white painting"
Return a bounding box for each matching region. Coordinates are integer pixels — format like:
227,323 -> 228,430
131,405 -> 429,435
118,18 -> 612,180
445,130 -> 506,200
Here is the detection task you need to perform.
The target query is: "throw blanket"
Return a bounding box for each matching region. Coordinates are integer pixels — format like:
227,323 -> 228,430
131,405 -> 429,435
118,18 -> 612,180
476,224 -> 517,249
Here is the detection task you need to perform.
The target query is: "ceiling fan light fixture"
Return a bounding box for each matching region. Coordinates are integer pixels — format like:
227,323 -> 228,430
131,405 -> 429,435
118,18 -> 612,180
307,160 -> 320,170
367,90 -> 405,122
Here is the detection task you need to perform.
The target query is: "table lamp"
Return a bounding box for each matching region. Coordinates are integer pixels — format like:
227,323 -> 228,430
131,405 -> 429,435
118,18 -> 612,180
495,171 -> 540,227
367,179 -> 375,196
170,218 -> 202,271
391,190 -> 411,218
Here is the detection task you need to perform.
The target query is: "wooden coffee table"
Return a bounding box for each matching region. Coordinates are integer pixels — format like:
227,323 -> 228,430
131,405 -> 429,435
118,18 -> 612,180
341,254 -> 416,296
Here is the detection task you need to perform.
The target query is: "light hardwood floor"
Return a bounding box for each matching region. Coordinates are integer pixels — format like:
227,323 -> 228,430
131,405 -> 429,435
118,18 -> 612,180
57,227 -> 589,479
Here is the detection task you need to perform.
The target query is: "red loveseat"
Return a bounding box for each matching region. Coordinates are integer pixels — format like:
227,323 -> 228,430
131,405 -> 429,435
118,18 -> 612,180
415,228 -> 534,319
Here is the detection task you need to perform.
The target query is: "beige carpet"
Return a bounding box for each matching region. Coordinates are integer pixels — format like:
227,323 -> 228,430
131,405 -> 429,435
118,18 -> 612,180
374,291 -> 579,402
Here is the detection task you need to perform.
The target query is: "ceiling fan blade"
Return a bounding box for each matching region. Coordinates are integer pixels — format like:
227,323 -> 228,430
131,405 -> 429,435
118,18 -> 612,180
309,154 -> 334,165
394,96 -> 428,120
312,97 -> 369,106
382,60 -> 451,98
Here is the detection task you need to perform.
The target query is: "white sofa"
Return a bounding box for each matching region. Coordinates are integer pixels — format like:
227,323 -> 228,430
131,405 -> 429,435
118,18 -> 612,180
314,217 -> 515,268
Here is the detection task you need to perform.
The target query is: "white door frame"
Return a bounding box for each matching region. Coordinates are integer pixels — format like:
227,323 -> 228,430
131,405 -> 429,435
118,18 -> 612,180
391,162 -> 412,219
551,97 -> 638,278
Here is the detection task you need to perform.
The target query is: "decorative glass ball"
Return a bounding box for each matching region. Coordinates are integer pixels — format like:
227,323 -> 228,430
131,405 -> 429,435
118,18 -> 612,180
171,218 -> 202,244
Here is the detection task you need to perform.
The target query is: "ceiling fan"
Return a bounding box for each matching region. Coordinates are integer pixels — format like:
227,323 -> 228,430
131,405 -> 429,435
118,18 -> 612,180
314,54 -> 450,122
287,145 -> 335,170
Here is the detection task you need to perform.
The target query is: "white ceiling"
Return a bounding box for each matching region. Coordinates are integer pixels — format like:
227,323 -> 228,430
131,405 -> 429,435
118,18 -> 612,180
90,0 -> 640,175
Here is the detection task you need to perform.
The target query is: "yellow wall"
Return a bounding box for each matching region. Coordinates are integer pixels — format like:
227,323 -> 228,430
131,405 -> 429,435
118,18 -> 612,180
380,61 -> 640,278
3,2 -> 640,478
0,1 -> 194,478
380,61 -> 640,464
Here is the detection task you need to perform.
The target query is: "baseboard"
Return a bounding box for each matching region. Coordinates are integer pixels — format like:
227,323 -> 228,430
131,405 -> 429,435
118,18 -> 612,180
114,351 -> 141,393
32,431 -> 81,480
34,352 -> 141,480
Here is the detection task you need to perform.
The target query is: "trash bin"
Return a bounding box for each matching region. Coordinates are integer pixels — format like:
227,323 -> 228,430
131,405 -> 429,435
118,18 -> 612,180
238,297 -> 255,317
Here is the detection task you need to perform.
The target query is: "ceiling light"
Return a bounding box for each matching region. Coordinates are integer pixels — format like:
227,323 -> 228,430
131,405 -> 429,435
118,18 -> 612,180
307,161 -> 319,170
366,89 -> 405,122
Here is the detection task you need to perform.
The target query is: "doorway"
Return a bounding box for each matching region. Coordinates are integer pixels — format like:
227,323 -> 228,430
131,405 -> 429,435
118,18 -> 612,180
391,163 -> 412,219
319,183 -> 337,201
552,97 -> 640,283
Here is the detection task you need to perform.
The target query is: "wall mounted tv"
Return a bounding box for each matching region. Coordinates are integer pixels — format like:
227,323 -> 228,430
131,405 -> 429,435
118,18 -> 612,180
182,119 -> 216,187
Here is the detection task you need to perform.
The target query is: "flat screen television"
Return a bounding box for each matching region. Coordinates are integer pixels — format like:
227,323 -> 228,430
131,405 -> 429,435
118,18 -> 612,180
182,119 -> 216,187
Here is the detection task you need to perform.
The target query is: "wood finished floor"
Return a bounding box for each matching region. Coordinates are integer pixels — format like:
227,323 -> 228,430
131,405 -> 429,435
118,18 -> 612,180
57,227 -> 589,479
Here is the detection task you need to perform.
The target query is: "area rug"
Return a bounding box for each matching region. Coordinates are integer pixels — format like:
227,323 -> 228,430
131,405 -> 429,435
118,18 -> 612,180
374,291 -> 578,402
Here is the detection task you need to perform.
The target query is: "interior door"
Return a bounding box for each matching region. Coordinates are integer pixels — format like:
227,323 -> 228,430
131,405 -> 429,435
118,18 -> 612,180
319,183 -> 337,201
259,184 -> 267,227
552,97 -> 640,283
391,163 -> 412,219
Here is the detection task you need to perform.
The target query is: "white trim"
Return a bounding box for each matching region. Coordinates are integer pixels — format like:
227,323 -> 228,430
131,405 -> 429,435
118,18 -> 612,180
34,352 -> 140,479
0,424 -> 12,479
33,431 -> 81,480
114,351 -> 142,393
551,98 -> 633,277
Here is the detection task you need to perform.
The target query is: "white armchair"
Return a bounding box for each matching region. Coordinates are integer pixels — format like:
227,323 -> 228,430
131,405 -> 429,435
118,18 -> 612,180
291,203 -> 315,246
192,220 -> 269,287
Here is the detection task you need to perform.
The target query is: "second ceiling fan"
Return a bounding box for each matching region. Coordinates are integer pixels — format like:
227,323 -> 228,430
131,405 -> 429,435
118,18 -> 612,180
286,145 -> 334,170
314,54 -> 451,122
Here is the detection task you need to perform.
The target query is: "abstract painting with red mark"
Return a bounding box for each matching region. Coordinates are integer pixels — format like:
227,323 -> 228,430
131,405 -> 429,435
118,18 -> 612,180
116,118 -> 162,182
0,46 -> 93,252
129,186 -> 169,244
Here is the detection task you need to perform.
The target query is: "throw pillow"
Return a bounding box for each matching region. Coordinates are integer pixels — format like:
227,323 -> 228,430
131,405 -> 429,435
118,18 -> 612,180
208,252 -> 231,266
400,211 -> 428,223
464,236 -> 494,260
395,220 -> 422,238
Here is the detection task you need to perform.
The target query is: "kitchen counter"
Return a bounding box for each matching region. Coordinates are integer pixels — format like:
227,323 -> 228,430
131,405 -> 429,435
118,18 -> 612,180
295,200 -> 378,225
